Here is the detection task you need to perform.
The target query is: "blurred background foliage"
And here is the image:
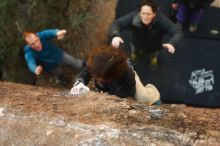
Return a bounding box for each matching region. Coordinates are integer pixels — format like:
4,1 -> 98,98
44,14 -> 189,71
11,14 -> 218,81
0,0 -> 115,85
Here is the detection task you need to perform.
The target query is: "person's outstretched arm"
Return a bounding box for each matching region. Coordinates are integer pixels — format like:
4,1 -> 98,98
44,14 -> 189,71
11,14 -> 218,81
159,12 -> 183,54
38,29 -> 67,40
109,12 -> 136,48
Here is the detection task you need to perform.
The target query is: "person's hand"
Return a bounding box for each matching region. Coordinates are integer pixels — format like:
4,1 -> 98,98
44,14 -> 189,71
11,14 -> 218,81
69,81 -> 90,95
111,36 -> 124,48
162,43 -> 175,54
57,29 -> 67,40
35,65 -> 43,75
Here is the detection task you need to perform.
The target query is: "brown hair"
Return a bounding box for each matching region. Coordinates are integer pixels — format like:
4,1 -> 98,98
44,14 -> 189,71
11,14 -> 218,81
22,32 -> 37,41
87,45 -> 129,81
140,0 -> 157,13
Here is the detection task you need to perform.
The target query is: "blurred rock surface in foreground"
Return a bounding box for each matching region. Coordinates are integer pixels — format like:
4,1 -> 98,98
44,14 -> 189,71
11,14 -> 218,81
0,81 -> 219,146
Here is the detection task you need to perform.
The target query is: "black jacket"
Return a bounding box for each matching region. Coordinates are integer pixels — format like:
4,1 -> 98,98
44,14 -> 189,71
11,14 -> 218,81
75,62 -> 136,98
109,11 -> 183,53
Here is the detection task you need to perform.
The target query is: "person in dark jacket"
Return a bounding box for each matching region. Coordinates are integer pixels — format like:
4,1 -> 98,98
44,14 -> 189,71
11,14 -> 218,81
70,45 -> 136,98
109,0 -> 183,71
69,45 -> 160,105
172,0 -> 208,32
23,29 -> 83,85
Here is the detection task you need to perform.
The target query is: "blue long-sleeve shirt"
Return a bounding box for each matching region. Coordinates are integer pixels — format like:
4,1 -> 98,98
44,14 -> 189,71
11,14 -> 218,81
24,29 -> 63,73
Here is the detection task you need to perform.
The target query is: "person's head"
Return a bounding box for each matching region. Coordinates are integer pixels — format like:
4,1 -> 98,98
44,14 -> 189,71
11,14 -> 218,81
87,45 -> 128,83
23,32 -> 42,51
140,0 -> 157,26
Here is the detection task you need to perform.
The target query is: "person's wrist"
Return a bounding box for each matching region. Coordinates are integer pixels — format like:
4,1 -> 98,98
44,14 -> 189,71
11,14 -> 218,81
73,80 -> 83,86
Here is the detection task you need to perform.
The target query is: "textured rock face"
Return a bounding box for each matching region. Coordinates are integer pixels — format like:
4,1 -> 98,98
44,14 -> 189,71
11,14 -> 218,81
0,114 -> 192,146
0,81 -> 219,146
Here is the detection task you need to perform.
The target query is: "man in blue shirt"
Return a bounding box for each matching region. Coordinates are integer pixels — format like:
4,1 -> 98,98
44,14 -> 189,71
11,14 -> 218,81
23,29 -> 83,85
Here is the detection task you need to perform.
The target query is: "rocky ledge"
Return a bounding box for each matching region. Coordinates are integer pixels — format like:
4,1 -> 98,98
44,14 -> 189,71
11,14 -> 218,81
0,81 -> 219,146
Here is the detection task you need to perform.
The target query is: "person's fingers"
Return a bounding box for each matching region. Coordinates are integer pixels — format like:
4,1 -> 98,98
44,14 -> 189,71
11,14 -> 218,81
57,29 -> 67,40
162,44 -> 175,54
119,38 -> 124,44
35,66 -> 43,75
168,47 -> 175,54
83,86 -> 90,91
162,43 -> 167,48
70,87 -> 79,95
69,83 -> 90,95
61,29 -> 67,34
112,37 -> 124,48
171,48 -> 175,54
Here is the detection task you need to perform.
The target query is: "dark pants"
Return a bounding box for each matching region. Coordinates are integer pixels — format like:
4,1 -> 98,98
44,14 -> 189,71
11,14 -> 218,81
49,52 -> 83,77
130,43 -> 159,63
176,3 -> 204,23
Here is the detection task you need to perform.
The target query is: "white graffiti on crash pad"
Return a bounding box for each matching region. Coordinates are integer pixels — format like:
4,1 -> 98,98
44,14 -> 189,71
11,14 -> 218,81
189,68 -> 214,94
